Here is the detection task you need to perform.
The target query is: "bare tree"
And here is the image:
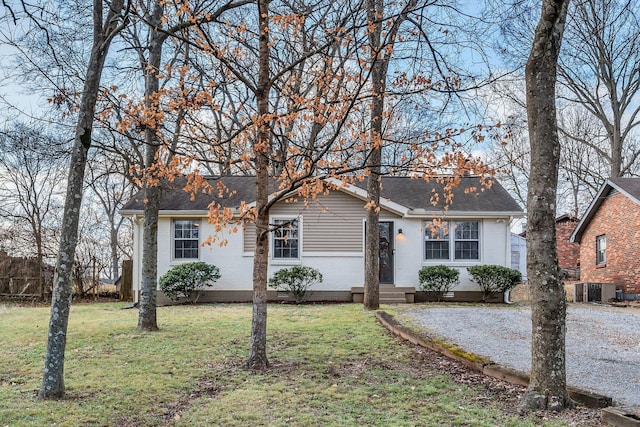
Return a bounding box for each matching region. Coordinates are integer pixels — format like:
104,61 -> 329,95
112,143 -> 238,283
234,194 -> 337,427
559,0 -> 640,177
519,0 -> 573,413
0,123 -> 66,295
557,107 -> 607,215
35,0 -> 128,399
363,0 -> 418,310
86,153 -> 135,281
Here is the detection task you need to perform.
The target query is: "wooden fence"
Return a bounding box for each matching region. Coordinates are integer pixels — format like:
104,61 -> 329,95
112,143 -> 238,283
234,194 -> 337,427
0,276 -> 41,297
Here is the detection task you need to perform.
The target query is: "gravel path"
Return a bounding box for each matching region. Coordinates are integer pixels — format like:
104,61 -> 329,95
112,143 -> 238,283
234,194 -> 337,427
404,304 -> 640,408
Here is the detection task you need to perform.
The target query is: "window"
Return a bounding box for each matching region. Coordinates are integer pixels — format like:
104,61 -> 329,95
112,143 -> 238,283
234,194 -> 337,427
596,235 -> 606,265
425,220 -> 480,261
425,223 -> 450,260
174,219 -> 199,259
454,221 -> 479,260
273,219 -> 299,259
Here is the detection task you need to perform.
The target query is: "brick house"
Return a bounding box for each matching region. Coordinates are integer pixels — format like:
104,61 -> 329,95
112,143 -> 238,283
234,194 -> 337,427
555,214 -> 580,277
518,214 -> 580,277
570,178 -> 640,298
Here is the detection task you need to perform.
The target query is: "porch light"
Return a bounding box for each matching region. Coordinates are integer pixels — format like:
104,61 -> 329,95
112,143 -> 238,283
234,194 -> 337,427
397,228 -> 403,236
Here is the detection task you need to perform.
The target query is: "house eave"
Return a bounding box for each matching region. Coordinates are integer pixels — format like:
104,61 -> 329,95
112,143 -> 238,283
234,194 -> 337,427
570,206 -> 598,244
570,179 -> 625,243
121,208 -> 524,220
404,210 -> 524,219
120,209 -> 211,217
119,209 -> 142,217
323,177 -> 410,216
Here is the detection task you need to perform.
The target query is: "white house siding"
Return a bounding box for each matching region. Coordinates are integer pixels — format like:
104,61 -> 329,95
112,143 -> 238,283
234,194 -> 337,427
130,212 -> 512,298
244,190 -> 372,253
412,218 -> 512,292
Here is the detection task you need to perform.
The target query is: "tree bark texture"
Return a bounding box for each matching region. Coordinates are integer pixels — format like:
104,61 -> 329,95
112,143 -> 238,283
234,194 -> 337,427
138,1 -> 165,331
363,0 -> 385,311
245,0 -> 271,370
519,0 -> 573,413
40,0 -> 125,399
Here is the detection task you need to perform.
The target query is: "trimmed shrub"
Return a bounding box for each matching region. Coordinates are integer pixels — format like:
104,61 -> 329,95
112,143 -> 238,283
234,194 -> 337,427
467,264 -> 522,302
418,265 -> 459,301
268,265 -> 322,303
159,261 -> 221,303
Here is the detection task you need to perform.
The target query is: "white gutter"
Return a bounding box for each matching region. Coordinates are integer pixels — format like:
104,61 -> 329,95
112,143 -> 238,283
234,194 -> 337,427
403,210 -> 524,219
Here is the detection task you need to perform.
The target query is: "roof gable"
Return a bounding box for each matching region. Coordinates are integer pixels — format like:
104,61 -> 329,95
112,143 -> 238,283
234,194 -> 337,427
120,175 -> 523,217
571,178 -> 640,243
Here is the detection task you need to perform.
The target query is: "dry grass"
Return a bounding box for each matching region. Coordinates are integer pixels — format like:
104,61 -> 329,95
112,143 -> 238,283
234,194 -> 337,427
0,302 -> 598,426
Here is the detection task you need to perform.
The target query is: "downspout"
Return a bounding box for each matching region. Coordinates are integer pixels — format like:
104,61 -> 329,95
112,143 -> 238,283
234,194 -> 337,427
504,215 -> 514,304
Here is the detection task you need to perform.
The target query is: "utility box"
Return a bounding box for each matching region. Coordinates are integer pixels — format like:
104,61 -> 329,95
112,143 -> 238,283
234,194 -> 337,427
573,282 -> 616,303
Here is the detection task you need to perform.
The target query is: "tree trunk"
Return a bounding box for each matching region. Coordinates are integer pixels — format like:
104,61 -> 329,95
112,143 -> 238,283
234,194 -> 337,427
40,0 -> 125,399
363,0 -> 389,310
138,1 -> 164,332
110,225 -> 119,281
35,232 -> 44,298
138,185 -> 160,330
363,0 -> 383,310
245,0 -> 271,370
519,0 -> 573,413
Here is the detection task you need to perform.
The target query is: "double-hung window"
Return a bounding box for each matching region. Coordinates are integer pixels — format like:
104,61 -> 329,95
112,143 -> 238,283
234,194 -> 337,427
596,235 -> 606,265
454,221 -> 480,260
425,220 -> 480,261
174,219 -> 199,259
425,223 -> 450,260
273,219 -> 299,259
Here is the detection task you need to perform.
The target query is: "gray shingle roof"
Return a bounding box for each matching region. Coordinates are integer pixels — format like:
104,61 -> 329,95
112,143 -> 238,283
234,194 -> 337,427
120,175 -> 523,214
370,176 -> 522,212
608,177 -> 640,203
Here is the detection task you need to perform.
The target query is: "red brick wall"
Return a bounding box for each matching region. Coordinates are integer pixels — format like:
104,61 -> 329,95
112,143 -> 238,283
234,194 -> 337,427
580,192 -> 640,294
556,219 -> 580,271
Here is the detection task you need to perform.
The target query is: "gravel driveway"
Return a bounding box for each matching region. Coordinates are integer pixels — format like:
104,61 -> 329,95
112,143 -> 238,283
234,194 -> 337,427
404,304 -> 640,408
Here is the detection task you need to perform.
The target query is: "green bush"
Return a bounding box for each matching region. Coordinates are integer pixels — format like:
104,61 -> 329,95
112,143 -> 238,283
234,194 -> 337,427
418,265 -> 459,301
159,261 -> 221,303
268,265 -> 322,303
467,265 -> 522,302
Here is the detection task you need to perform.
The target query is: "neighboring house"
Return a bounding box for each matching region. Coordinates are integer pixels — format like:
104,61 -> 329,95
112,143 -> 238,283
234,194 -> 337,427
570,178 -> 640,299
120,175 -> 523,304
555,214 -> 580,278
517,214 -> 580,278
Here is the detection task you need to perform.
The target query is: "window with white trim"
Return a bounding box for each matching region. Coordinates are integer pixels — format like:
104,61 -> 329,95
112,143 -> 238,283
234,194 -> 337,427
425,222 -> 450,260
425,220 -> 480,261
596,234 -> 606,265
454,221 -> 479,260
272,219 -> 299,259
174,219 -> 199,259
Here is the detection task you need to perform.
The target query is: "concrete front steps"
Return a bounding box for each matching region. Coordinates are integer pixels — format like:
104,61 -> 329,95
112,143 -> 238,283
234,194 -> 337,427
351,285 -> 416,304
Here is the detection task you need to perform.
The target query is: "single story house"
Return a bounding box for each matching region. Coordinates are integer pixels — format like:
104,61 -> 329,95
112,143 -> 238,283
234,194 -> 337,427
120,175 -> 523,304
570,177 -> 640,299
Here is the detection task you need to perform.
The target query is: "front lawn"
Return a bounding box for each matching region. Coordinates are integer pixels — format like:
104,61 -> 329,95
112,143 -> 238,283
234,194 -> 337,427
0,303 -> 586,426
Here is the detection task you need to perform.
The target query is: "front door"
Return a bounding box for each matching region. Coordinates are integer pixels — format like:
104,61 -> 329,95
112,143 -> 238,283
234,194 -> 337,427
379,222 -> 394,284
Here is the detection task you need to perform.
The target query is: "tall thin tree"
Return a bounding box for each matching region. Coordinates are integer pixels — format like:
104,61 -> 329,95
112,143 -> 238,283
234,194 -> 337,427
519,0 -> 573,413
40,0 -> 127,399
363,0 -> 416,310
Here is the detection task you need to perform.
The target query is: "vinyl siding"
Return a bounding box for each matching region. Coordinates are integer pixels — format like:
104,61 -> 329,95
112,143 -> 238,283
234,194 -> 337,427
243,221 -> 256,253
242,190 -> 400,253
